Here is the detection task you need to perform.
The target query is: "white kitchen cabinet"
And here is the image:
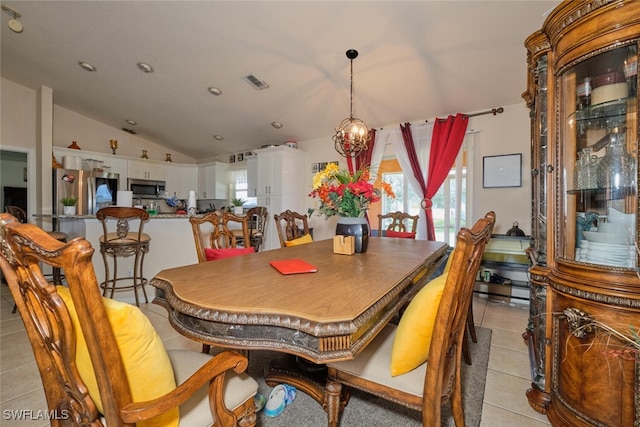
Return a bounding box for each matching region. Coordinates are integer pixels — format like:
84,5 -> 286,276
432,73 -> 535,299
127,160 -> 166,181
178,166 -> 198,199
252,146 -> 306,250
246,155 -> 258,198
197,161 -> 228,199
164,165 -> 198,199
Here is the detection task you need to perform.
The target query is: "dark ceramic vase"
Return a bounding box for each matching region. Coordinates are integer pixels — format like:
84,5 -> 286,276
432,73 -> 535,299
335,216 -> 369,253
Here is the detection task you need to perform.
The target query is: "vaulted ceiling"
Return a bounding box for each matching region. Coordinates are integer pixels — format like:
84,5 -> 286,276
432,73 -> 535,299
1,1 -> 559,159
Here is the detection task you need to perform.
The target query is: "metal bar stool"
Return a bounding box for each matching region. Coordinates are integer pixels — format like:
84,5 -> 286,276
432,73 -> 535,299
96,207 -> 150,306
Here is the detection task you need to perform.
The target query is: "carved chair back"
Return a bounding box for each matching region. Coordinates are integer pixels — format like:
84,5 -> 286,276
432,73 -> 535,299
274,210 -> 310,248
246,206 -> 268,251
190,211 -> 251,262
4,205 -> 27,223
377,211 -> 419,236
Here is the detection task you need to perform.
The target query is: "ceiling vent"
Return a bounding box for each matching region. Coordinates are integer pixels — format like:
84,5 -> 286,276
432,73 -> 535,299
243,74 -> 269,90
122,127 -> 137,134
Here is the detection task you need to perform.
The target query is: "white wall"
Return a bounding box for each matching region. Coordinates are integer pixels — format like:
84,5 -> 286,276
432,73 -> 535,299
1,79 -> 36,149
53,107 -> 196,164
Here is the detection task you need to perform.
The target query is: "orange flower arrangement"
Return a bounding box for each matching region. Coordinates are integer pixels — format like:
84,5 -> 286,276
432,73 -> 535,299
309,163 -> 394,218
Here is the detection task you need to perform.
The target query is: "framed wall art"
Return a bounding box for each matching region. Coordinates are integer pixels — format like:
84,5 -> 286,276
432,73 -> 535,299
483,153 -> 522,188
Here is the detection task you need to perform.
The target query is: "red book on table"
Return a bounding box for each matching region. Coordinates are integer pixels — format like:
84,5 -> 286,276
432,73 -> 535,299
269,259 -> 318,275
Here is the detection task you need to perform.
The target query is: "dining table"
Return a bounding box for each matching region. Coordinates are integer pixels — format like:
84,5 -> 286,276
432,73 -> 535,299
150,237 -> 448,408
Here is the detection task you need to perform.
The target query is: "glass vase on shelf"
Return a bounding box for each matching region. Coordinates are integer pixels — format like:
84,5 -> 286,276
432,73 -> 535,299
575,147 -> 599,190
597,128 -> 636,211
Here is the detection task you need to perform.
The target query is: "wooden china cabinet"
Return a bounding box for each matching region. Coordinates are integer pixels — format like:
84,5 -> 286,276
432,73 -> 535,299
523,2 -> 640,426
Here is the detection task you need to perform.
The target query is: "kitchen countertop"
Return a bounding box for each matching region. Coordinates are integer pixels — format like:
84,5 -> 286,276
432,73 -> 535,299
37,213 -> 201,219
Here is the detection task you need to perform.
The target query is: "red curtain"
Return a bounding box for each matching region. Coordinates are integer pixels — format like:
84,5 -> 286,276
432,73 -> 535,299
400,114 -> 468,240
346,129 -> 376,173
345,129 -> 377,232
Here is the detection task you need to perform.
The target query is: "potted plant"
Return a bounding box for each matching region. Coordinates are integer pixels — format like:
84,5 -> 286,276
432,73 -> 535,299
230,197 -> 246,215
60,196 -> 78,215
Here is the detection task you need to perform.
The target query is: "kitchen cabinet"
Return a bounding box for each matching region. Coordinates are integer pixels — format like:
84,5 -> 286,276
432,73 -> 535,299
164,164 -> 198,199
127,160 -> 166,181
252,146 -> 306,250
197,161 -> 228,199
524,3 -> 640,426
246,155 -> 258,197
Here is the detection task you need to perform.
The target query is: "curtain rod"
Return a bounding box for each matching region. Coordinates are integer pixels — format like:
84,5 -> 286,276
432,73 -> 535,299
431,106 -> 505,121
378,107 -> 504,130
467,107 -> 504,118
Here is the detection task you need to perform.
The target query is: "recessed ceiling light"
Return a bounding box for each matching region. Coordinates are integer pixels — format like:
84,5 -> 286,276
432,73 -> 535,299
208,87 -> 222,96
78,61 -> 97,72
2,5 -> 23,33
137,62 -> 154,73
213,135 -> 224,141
125,119 -> 137,126
271,122 -> 283,129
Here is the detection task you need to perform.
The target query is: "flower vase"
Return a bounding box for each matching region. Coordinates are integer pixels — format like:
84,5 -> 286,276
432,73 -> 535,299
336,217 -> 369,253
63,206 -> 76,216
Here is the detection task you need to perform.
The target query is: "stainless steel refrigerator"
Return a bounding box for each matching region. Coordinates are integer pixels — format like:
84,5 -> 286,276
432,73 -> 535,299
53,169 -> 120,215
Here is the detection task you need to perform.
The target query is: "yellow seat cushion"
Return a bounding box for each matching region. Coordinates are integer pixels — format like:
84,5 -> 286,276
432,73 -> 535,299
390,274 -> 447,376
57,286 -> 178,427
284,233 -> 313,247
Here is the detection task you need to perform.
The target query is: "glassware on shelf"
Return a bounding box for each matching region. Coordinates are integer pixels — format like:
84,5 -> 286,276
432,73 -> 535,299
596,128 -> 636,205
574,147 -> 599,190
576,77 -> 591,110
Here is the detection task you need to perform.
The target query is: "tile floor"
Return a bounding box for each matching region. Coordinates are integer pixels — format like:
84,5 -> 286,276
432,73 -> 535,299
1,283 -> 551,426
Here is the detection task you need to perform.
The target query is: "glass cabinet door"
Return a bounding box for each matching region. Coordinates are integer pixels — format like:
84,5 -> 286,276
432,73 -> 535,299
560,44 -> 637,268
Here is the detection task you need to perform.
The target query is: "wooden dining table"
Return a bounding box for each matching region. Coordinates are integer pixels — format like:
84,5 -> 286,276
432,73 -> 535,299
150,237 -> 448,406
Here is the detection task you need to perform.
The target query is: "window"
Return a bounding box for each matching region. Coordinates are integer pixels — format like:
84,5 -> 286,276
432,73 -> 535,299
228,169 -> 256,207
379,137 -> 472,244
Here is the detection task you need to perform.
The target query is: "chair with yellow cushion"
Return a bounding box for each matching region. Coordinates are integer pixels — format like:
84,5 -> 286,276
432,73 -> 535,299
325,211 -> 495,427
377,211 -> 419,238
0,213 -> 258,427
274,210 -> 312,248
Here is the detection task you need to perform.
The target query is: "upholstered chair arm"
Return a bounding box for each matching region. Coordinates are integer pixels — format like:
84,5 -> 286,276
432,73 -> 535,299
119,350 -> 249,424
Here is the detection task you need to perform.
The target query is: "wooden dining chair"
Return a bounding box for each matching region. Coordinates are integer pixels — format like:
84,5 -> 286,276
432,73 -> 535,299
246,206 -> 268,251
325,211 -> 495,427
0,213 -> 258,427
190,211 -> 254,354
274,210 -> 311,248
378,211 -> 419,238
190,211 -> 253,263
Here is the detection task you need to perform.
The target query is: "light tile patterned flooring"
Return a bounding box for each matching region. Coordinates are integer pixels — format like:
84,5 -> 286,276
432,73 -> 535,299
1,283 -> 551,426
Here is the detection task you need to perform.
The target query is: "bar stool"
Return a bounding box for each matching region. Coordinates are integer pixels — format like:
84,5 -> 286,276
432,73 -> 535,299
96,207 -> 150,306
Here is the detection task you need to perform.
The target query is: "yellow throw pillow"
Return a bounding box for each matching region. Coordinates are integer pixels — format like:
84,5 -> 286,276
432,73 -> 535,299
390,274 -> 448,376
284,233 -> 313,247
57,286 -> 179,427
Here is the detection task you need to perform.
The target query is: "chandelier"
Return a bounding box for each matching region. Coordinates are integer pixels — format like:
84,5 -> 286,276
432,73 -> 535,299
333,49 -> 371,158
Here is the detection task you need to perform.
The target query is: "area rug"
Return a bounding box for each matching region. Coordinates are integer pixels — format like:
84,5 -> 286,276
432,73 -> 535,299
247,327 -> 492,426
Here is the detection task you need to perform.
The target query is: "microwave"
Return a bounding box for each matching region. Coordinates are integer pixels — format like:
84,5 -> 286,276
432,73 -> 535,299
128,178 -> 166,199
